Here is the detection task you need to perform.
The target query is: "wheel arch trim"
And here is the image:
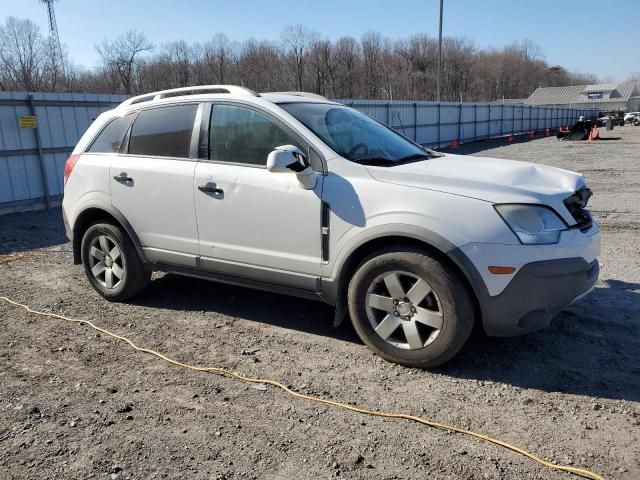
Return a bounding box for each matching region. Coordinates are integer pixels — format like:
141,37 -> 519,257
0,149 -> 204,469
322,225 -> 489,325
71,201 -> 147,266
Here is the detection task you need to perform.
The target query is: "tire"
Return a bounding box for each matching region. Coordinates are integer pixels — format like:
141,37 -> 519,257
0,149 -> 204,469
347,247 -> 475,368
80,222 -> 150,301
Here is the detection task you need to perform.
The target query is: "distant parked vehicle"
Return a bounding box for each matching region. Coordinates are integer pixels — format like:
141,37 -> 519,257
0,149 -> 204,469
624,112 -> 640,124
597,115 -> 624,127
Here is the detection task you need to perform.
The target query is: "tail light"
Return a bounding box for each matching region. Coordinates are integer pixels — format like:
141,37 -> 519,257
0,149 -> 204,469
64,154 -> 80,185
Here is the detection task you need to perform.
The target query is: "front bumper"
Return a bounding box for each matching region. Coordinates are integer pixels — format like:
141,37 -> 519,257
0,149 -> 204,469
459,224 -> 600,296
479,257 -> 599,336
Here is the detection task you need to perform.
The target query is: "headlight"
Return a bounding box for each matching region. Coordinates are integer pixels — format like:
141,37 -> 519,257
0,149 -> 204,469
495,204 -> 567,245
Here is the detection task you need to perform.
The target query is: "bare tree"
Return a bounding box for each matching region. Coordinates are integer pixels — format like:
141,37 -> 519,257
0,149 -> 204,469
0,17 -> 48,91
96,30 -> 153,94
361,31 -> 383,98
331,36 -> 360,98
308,37 -> 335,95
160,40 -> 192,87
280,25 -> 314,91
378,37 -> 402,100
237,39 -> 282,91
201,34 -> 236,84
397,34 -> 438,99
441,37 -> 476,101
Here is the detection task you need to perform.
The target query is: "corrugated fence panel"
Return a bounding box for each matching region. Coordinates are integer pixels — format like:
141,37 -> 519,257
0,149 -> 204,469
0,91 -> 126,214
475,105 -> 490,139
460,105 -> 475,142
0,91 -> 598,214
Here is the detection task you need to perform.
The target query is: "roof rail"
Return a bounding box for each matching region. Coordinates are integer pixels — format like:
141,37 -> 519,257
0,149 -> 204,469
266,91 -> 327,100
119,85 -> 260,108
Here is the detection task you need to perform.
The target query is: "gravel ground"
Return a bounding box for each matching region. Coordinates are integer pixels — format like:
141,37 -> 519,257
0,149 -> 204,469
1,126 -> 639,480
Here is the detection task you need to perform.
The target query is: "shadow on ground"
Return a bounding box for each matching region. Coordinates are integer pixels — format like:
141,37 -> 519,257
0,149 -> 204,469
0,207 -> 68,254
442,280 -> 640,402
136,273 -> 640,402
133,273 -> 360,344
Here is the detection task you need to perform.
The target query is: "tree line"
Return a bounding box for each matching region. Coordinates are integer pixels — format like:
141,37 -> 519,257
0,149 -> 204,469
0,17 -> 599,101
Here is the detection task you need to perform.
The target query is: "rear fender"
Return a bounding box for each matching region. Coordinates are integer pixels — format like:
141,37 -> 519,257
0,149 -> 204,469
70,201 -> 147,266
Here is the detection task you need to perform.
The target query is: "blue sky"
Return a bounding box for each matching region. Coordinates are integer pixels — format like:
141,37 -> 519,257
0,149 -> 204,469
2,0 -> 638,80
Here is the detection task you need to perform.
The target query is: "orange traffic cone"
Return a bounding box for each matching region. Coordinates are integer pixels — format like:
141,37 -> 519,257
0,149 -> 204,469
507,135 -> 513,144
451,138 -> 458,150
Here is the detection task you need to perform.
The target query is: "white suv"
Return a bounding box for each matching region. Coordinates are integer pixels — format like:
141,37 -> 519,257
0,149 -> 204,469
62,85 -> 600,368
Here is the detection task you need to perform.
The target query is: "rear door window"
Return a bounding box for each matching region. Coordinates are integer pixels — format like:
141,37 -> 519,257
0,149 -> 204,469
128,104 -> 198,158
87,114 -> 133,153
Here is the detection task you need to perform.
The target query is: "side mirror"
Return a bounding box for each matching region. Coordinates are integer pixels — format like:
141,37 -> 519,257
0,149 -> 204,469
267,145 -> 309,173
267,145 -> 316,190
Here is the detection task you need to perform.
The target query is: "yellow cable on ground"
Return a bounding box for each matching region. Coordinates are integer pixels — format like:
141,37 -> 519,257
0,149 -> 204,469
0,252 -> 46,266
0,295 -> 605,480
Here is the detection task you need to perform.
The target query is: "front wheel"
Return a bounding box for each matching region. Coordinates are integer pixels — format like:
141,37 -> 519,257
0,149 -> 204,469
80,222 -> 150,301
347,247 -> 475,368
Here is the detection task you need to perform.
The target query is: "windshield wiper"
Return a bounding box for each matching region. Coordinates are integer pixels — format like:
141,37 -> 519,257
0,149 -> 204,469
396,153 -> 433,163
350,153 -> 433,166
350,157 -> 396,166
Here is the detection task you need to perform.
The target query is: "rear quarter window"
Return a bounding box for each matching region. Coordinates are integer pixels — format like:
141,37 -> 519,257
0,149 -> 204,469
87,115 -> 133,153
128,104 -> 198,158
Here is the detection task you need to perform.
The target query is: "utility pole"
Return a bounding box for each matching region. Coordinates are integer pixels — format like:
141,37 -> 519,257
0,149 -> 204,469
436,0 -> 444,102
40,0 -> 66,79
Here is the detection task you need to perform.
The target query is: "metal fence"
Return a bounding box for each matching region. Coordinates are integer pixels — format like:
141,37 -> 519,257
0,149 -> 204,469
0,91 -> 126,215
0,91 -> 597,215
338,99 -> 598,148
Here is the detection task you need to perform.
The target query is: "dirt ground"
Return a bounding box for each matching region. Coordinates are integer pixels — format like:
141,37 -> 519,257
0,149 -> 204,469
1,125 -> 639,480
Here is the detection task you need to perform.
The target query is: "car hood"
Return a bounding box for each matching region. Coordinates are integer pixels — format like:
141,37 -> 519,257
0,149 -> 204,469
366,154 -> 585,220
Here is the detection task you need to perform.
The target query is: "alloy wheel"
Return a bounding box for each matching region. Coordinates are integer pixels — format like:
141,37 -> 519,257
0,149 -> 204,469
365,270 -> 443,350
88,234 -> 124,289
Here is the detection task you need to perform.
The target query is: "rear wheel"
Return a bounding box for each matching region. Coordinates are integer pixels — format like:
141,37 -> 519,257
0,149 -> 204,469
347,247 -> 475,368
80,222 -> 150,301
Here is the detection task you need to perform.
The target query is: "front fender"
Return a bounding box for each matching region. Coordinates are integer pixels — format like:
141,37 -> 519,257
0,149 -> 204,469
320,221 -> 489,324
325,220 -> 467,282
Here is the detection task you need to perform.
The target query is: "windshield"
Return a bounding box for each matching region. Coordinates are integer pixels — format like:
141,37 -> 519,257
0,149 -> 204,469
279,102 -> 439,165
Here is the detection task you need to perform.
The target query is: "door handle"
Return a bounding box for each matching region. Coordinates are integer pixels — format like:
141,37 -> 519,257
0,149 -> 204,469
113,172 -> 133,183
198,183 -> 224,195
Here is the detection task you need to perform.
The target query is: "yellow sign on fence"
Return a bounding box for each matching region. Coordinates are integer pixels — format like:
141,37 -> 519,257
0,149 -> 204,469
19,115 -> 37,129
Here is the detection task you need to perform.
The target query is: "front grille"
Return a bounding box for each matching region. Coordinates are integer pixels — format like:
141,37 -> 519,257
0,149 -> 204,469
564,186 -> 593,232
